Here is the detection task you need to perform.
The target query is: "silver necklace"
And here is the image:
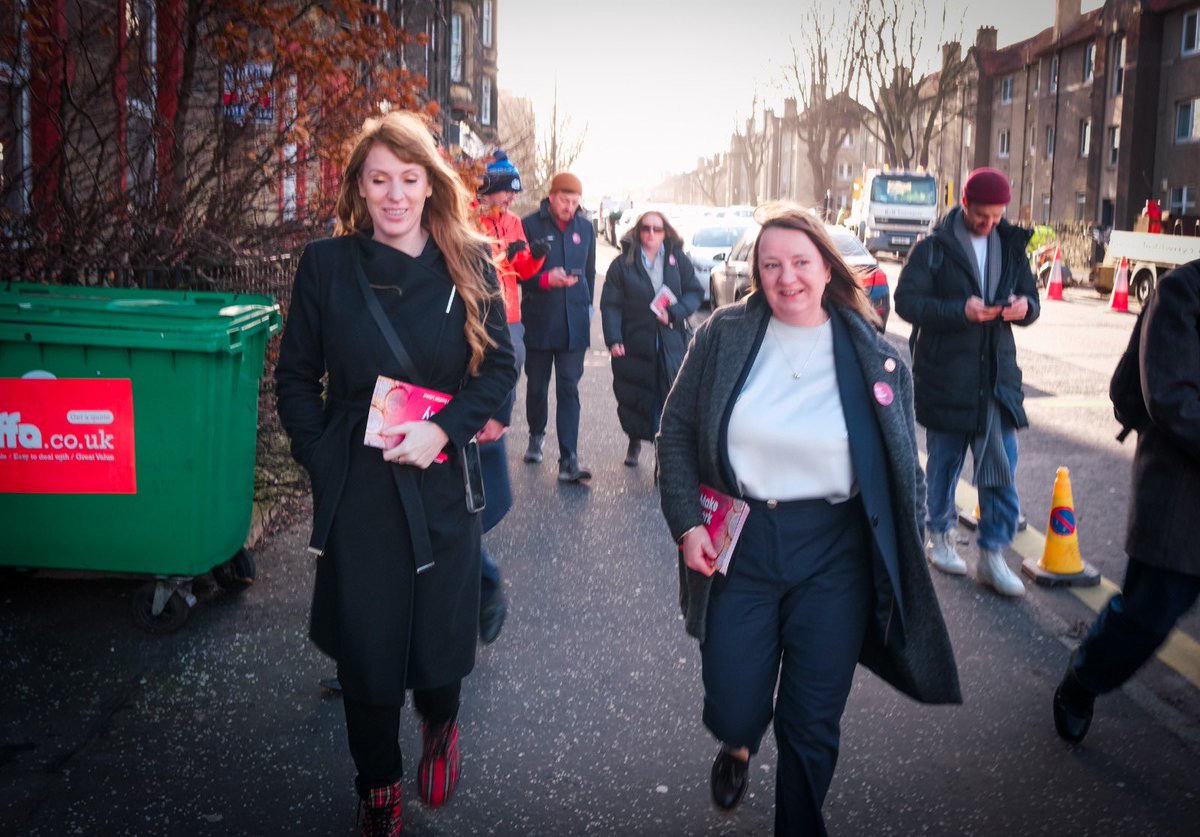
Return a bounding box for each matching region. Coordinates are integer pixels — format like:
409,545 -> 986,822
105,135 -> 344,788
769,321 -> 822,380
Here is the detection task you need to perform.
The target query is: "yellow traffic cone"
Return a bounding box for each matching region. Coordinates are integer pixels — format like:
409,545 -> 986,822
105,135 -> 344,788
1021,467 -> 1100,587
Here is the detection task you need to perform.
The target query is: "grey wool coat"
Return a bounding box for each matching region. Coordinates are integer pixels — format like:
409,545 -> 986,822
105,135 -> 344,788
656,292 -> 961,705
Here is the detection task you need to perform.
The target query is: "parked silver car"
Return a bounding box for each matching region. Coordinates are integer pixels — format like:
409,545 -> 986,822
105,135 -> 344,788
684,221 -> 755,304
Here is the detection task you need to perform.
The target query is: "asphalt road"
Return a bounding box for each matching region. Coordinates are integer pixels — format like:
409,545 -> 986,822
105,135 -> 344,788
2,242 -> 1198,836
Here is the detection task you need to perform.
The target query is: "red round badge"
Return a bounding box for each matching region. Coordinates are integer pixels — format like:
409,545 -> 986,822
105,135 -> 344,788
873,382 -> 894,406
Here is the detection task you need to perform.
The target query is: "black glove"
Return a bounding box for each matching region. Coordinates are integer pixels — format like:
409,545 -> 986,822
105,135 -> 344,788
505,240 -> 528,261
529,239 -> 551,260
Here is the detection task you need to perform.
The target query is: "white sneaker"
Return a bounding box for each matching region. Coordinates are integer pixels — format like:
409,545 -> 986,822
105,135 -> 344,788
977,547 -> 1026,597
927,530 -> 967,575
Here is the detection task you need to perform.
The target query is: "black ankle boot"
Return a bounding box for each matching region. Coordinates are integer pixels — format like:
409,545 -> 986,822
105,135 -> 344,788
624,438 -> 641,467
1053,661 -> 1095,744
710,747 -> 749,811
523,434 -> 544,463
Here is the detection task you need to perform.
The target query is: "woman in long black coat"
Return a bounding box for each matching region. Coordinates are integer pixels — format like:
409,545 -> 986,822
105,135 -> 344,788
275,111 -> 515,833
601,210 -> 703,466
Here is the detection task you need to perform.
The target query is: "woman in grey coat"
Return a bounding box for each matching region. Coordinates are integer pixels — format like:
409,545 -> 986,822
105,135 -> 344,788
657,205 -> 960,835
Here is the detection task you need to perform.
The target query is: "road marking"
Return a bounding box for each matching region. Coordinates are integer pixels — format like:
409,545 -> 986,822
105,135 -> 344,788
919,452 -> 1200,691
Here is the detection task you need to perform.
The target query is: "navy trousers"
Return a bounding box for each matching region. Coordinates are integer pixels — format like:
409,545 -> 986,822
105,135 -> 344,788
702,496 -> 873,836
1073,557 -> 1200,694
524,347 -> 586,460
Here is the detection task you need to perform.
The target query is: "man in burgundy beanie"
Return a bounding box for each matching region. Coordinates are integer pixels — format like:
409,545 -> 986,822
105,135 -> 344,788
894,167 -> 1040,598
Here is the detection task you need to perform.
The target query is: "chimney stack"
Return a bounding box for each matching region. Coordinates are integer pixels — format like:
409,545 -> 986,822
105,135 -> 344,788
1055,0 -> 1082,38
976,26 -> 998,53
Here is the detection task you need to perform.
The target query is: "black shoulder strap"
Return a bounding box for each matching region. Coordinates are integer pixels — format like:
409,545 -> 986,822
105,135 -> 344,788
353,254 -> 423,385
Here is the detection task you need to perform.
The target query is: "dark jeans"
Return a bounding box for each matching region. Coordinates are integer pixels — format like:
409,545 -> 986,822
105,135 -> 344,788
1073,557 -> 1200,695
525,347 -> 586,460
343,681 -> 461,795
701,496 -> 872,837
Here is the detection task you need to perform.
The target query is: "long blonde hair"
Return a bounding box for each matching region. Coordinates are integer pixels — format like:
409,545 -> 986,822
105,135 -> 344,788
334,111 -> 497,375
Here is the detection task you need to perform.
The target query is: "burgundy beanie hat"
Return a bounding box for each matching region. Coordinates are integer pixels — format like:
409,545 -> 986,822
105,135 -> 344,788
962,167 -> 1012,205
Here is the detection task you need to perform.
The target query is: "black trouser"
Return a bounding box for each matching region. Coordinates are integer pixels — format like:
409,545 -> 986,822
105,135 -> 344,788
343,680 -> 461,796
702,496 -> 872,836
525,347 -> 586,460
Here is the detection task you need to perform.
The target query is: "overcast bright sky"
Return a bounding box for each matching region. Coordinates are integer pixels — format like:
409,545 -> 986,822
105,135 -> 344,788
497,0 -> 1104,201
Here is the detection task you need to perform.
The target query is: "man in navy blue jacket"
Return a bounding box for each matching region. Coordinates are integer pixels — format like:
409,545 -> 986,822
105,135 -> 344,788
520,172 -> 597,482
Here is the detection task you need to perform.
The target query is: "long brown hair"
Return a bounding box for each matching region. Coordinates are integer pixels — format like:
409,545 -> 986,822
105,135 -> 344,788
334,111 -> 497,375
748,202 -> 879,325
621,210 -> 684,265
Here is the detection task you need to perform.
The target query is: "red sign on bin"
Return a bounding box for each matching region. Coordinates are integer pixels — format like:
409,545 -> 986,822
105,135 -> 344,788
0,378 -> 137,494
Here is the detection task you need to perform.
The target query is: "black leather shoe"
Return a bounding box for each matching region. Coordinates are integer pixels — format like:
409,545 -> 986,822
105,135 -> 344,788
1053,664 -> 1095,744
524,434 -> 545,464
479,589 -> 508,645
558,455 -> 592,482
624,439 -> 640,467
710,748 -> 749,812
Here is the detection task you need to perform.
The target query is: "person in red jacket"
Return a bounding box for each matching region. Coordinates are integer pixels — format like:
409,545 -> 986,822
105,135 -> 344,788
473,150 -> 547,644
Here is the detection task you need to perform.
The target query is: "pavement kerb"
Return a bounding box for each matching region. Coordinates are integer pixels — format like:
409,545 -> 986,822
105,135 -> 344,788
919,451 -> 1200,691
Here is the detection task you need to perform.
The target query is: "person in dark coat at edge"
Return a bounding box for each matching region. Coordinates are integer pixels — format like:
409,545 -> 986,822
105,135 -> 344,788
601,209 -> 703,467
657,204 -> 960,835
473,150 -> 548,644
275,111 -> 516,835
520,171 -> 597,482
1052,258 -> 1200,744
894,167 -> 1040,599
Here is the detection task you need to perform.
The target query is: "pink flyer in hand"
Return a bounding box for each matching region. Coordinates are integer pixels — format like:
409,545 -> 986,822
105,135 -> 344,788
699,484 -> 750,575
364,375 -> 452,463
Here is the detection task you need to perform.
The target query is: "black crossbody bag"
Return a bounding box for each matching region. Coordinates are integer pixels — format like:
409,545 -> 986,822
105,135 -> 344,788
353,256 -> 486,514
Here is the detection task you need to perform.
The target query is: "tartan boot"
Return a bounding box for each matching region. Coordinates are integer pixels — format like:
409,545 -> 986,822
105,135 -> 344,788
357,778 -> 403,836
417,713 -> 459,808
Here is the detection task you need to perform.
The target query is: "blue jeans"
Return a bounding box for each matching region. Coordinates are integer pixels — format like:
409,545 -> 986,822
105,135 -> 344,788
1073,558 -> 1200,695
925,422 -> 1020,552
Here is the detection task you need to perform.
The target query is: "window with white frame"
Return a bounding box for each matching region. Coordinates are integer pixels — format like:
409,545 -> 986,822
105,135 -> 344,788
1075,192 -> 1087,221
1033,60 -> 1040,95
964,123 -> 972,147
1045,124 -> 1055,158
1029,123 -> 1037,151
1083,42 -> 1095,82
1108,124 -> 1120,165
998,129 -> 1010,158
1000,75 -> 1013,104
1183,10 -> 1198,56
842,131 -> 854,148
1178,98 -> 1200,142
1169,186 -> 1195,216
481,76 -> 492,125
1050,54 -> 1059,92
1042,195 -> 1051,223
836,161 -> 853,179
450,14 -> 463,82
1079,119 -> 1091,157
1112,35 -> 1125,95
482,0 -> 494,48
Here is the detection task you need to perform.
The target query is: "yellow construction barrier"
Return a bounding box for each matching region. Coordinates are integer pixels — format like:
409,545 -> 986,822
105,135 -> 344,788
1021,467 -> 1100,587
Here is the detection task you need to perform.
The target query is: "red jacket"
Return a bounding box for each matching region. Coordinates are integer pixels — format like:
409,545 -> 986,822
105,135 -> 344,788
477,208 -> 545,323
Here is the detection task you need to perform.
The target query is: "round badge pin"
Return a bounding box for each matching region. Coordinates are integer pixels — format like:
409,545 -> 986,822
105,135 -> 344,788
873,382 -> 894,406
669,254 -> 676,266
572,232 -> 581,245
884,358 -> 897,372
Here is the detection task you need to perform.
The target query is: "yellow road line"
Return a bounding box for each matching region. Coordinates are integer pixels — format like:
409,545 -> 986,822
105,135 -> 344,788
919,452 -> 1200,690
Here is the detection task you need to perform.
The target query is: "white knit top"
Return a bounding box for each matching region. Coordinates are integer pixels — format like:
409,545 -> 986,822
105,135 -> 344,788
727,317 -> 855,502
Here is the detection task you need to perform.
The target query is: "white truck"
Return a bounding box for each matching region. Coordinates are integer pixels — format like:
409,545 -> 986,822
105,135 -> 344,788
1097,230 -> 1200,303
848,168 -> 939,257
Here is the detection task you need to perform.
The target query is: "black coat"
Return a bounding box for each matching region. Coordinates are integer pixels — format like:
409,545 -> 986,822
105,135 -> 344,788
600,240 -> 702,440
895,209 -> 1039,434
275,234 -> 516,703
520,199 -> 597,351
1126,260 -> 1200,575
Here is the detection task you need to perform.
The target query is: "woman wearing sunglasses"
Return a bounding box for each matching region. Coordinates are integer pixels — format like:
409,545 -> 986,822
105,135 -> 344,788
600,210 -> 704,467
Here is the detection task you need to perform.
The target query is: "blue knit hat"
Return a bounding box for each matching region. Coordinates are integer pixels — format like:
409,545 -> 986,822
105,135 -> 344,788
480,150 -> 522,195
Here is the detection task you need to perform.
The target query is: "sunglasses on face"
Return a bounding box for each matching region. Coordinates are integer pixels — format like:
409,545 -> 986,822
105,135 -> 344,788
641,224 -> 664,233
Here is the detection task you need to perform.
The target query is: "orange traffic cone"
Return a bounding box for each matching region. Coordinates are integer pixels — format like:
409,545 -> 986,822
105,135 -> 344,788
1021,467 -> 1100,587
1109,256 -> 1130,313
1046,245 -> 1064,300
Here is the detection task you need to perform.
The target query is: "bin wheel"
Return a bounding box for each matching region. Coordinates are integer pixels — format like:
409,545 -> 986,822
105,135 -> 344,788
212,548 -> 256,592
132,583 -> 190,634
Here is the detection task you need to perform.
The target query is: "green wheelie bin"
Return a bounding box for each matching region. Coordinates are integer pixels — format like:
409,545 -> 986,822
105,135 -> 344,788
0,282 -> 281,632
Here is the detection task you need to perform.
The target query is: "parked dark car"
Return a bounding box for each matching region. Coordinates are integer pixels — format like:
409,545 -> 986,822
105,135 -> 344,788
709,222 -> 891,330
